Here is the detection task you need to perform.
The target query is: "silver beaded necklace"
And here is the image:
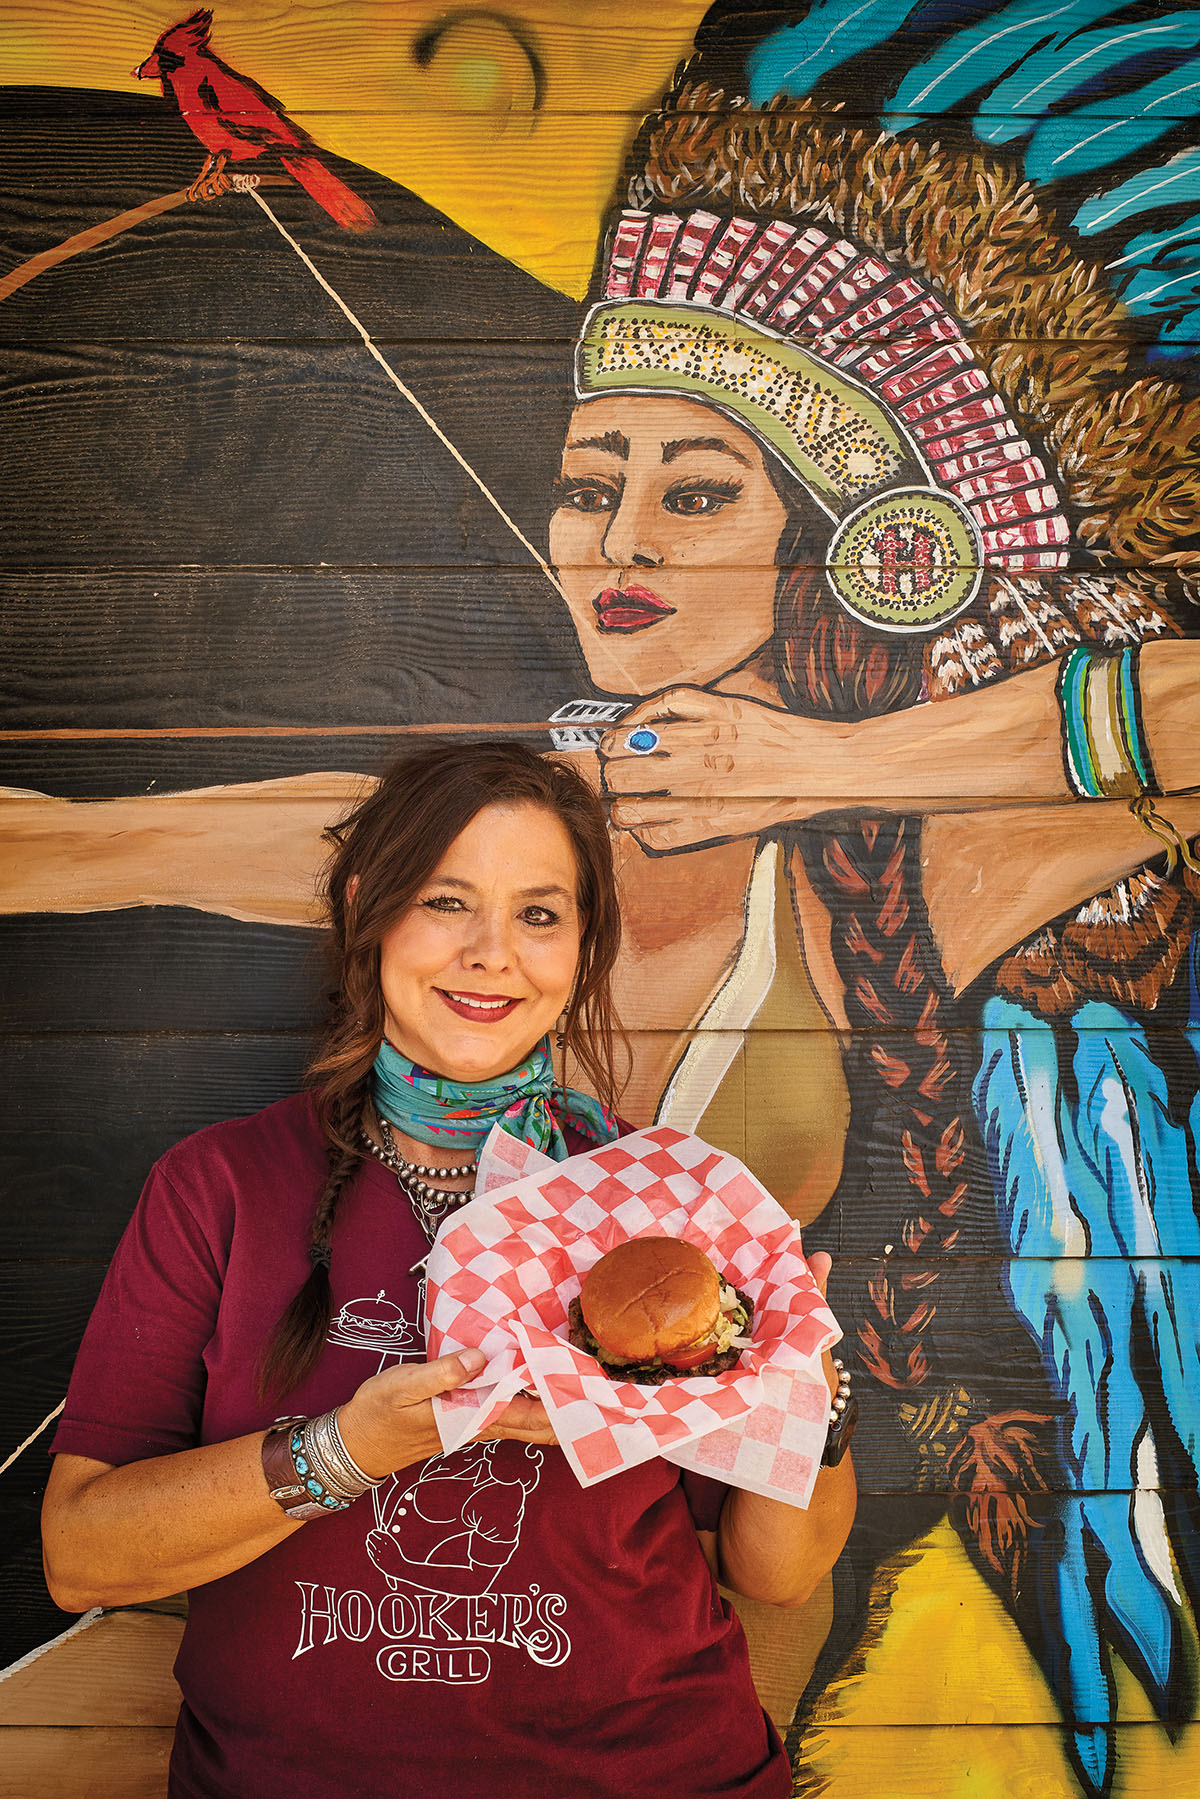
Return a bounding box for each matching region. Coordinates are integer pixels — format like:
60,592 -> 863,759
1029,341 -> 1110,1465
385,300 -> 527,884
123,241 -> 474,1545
363,1114 -> 479,1245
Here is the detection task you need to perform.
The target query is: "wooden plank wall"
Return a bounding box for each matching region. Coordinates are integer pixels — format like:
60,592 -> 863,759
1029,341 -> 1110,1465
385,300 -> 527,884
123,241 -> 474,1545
3,4 -> 1200,1795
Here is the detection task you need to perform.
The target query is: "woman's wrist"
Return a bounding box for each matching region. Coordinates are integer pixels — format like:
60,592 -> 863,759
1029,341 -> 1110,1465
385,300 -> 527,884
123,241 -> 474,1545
333,1391 -> 404,1483
779,712 -> 891,808
261,1410 -> 388,1520
820,1357 -> 857,1468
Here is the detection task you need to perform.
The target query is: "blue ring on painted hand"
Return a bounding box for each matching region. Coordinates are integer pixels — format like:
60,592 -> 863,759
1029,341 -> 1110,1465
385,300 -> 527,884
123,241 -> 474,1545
625,728 -> 660,755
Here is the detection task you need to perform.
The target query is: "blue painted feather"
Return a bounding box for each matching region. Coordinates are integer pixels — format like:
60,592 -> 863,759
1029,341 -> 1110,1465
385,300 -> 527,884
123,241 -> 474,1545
747,0 -> 1200,353
976,992 -> 1200,1792
979,14 -> 1200,145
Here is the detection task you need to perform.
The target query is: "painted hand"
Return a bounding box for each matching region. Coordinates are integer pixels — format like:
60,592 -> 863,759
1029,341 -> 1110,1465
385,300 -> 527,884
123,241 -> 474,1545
598,687 -> 824,852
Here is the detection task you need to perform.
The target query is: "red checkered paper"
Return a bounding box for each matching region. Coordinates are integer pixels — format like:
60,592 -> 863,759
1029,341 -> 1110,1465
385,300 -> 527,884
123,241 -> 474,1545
475,1123 -> 555,1194
427,1125 -> 839,1507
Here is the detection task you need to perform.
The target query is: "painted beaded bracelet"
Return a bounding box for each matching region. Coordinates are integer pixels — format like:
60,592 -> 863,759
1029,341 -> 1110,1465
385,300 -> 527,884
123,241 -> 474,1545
1057,646 -> 1158,801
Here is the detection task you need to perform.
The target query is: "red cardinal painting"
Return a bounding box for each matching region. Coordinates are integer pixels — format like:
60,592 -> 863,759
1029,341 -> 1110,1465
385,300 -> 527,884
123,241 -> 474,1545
134,9 -> 376,231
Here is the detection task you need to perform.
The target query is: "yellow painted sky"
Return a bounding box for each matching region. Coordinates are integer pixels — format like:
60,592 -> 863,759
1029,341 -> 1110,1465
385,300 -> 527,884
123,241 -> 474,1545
1,1 -> 711,294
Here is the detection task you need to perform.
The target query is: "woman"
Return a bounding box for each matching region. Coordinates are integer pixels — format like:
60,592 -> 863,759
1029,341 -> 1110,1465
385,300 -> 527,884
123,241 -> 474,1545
543,80 -> 1200,1796
40,737 -> 856,1799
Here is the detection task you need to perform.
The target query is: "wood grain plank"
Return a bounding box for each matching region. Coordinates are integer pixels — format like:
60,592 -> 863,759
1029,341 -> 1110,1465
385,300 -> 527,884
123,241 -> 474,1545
0,1611 -> 183,1727
788,1723 -> 1200,1797
0,734 -> 557,797
0,1726 -> 174,1799
1,339 -> 573,571
7,729 -> 1196,803
0,913 -> 323,1032
0,571 -> 588,731
5,576 -> 1194,733
0,101 -> 583,344
0,5 -> 708,112
814,1506 -> 1200,1730
8,5 -> 1199,125
0,1505 -> 83,1684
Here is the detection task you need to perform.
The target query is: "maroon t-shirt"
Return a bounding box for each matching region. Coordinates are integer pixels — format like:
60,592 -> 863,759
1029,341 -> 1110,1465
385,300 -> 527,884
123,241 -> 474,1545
54,1093 -> 790,1799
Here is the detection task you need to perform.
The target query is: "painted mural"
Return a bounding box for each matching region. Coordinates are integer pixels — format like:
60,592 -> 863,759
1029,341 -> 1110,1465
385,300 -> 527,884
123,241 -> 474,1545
4,2 -> 1200,1794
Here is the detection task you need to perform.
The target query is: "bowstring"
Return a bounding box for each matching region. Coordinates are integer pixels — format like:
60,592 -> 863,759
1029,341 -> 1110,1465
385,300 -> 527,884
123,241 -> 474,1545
248,188 -> 566,601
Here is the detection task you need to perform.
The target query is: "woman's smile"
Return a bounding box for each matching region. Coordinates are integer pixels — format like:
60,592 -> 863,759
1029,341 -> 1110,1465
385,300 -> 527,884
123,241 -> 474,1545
437,988 -> 522,1020
378,801 -> 583,1082
550,393 -> 789,696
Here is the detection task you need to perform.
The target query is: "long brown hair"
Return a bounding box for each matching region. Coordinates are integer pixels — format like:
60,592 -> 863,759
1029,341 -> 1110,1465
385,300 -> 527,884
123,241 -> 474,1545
260,738 -> 625,1398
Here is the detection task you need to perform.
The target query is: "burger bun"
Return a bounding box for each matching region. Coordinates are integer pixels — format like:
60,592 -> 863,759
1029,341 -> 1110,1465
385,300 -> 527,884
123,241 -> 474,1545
580,1236 -> 720,1362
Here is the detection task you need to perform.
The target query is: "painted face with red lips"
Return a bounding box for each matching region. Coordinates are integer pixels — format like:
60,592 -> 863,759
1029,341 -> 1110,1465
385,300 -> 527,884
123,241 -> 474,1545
549,394 -> 790,697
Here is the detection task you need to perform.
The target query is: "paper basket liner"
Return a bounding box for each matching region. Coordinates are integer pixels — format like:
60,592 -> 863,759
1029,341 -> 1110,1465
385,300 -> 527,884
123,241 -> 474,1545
428,1126 -> 839,1507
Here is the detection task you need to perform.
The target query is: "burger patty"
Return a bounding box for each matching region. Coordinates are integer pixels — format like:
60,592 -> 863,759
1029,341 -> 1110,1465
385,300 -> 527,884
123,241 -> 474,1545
567,1290 -> 754,1385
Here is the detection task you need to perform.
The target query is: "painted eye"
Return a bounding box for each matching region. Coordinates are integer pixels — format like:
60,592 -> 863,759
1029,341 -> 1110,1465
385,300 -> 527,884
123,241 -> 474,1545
560,482 -> 616,513
664,487 -> 739,516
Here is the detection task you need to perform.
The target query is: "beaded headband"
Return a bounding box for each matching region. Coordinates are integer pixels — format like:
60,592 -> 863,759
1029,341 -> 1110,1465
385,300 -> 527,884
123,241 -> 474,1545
576,208 -> 1073,635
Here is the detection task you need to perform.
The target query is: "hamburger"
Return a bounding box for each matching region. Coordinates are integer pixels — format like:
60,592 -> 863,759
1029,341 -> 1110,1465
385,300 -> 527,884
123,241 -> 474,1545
568,1236 -> 753,1384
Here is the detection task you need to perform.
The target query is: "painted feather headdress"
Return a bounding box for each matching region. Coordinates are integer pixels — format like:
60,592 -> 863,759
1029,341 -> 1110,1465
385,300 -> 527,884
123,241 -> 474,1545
586,82 -> 1198,659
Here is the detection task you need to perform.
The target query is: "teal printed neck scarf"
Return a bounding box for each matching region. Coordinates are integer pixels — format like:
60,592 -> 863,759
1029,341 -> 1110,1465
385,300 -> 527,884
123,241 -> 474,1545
372,1036 -> 617,1161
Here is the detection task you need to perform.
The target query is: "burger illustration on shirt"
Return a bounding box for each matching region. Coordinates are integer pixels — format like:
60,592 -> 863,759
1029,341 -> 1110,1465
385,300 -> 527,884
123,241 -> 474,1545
567,1237 -> 753,1384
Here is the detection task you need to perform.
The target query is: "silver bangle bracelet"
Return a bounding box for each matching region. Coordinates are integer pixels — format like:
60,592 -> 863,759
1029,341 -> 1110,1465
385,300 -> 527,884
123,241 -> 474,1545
328,1407 -> 385,1490
301,1409 -> 386,1503
302,1414 -> 366,1504
821,1357 -> 858,1468
828,1356 -> 852,1424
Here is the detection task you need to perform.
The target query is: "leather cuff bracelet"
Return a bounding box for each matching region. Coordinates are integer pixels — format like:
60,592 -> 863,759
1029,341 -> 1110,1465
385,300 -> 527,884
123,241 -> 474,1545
262,1410 -> 387,1521
262,1417 -> 338,1521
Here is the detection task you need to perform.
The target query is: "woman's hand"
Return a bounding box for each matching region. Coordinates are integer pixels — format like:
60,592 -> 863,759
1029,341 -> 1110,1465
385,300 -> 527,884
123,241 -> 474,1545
598,688 -> 831,852
337,1347 -> 556,1479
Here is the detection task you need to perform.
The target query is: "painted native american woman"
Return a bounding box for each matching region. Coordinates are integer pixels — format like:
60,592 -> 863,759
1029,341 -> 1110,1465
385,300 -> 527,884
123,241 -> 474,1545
555,8 -> 1200,1793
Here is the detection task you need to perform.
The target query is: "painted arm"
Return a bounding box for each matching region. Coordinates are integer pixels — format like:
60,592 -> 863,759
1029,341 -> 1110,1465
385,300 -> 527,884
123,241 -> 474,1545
598,637 -> 1198,834
599,641 -> 1199,993
925,789 -> 1200,993
711,1254 -> 856,1607
0,772 -> 372,925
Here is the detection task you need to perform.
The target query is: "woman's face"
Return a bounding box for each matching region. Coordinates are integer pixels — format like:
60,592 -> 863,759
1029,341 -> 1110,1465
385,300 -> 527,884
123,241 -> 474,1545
378,801 -> 583,1084
549,393 -> 790,696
